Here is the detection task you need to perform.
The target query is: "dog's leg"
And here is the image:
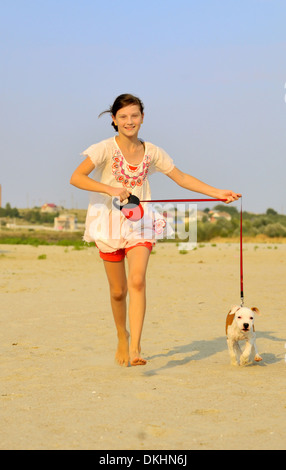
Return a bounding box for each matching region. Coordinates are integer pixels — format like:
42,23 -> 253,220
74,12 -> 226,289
253,338 -> 262,362
227,339 -> 241,366
233,341 -> 242,365
240,339 -> 253,366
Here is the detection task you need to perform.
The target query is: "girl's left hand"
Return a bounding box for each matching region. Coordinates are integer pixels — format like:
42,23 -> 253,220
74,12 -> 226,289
219,190 -> 242,204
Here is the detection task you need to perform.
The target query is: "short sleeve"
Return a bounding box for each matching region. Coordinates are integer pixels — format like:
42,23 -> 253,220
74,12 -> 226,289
81,140 -> 107,167
153,146 -> 175,174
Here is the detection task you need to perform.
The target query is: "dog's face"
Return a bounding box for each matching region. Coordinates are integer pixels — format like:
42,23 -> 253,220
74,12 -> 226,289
231,306 -> 260,332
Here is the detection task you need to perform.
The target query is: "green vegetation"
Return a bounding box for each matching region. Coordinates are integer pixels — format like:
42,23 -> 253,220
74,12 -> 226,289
196,205 -> 286,241
0,231 -> 87,247
0,203 -> 285,246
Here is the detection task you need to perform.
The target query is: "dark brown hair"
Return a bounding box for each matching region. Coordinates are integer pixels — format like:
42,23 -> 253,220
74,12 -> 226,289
99,93 -> 144,132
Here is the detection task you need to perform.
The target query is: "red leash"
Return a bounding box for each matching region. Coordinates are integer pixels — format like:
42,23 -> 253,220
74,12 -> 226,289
141,198 -> 228,203
115,195 -> 244,305
141,196 -> 244,306
240,198 -> 244,306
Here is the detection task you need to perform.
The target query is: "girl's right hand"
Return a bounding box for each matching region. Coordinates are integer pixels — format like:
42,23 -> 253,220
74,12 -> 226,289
108,187 -> 132,202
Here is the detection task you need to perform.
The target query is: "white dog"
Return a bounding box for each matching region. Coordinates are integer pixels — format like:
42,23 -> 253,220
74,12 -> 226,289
226,305 -> 262,366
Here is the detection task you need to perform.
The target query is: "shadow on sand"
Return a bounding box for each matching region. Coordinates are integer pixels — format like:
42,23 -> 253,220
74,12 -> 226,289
143,331 -> 285,376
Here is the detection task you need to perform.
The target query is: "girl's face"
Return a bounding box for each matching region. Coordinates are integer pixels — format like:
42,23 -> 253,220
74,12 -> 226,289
112,104 -> 144,138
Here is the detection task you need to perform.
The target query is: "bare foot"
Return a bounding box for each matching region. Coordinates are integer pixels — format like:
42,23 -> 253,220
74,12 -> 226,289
115,331 -> 130,367
129,348 -> 147,366
130,357 -> 147,366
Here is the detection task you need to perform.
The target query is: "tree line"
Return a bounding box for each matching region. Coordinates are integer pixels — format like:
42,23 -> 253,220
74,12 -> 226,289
0,203 -> 59,224
197,205 -> 286,240
1,202 -> 286,239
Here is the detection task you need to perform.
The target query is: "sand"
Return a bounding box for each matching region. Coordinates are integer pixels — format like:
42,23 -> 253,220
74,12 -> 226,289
0,241 -> 285,450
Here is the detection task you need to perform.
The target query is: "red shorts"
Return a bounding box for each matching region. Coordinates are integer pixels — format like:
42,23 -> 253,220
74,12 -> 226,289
98,242 -> 153,262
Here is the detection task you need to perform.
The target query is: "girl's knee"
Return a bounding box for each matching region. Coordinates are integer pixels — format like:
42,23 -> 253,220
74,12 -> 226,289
128,273 -> 146,292
110,285 -> 127,302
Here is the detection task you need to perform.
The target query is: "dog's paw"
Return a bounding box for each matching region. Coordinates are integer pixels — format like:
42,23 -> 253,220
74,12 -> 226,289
230,359 -> 239,367
254,354 -> 262,362
240,357 -> 252,367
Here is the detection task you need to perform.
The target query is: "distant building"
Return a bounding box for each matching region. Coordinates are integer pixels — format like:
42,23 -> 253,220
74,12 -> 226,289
41,203 -> 59,213
54,214 -> 77,231
209,211 -> 232,223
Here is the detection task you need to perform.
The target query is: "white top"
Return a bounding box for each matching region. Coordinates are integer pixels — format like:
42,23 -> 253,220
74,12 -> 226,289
82,136 -> 175,251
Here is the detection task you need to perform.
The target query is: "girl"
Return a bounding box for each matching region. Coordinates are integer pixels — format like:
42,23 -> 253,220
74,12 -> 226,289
70,93 -> 241,367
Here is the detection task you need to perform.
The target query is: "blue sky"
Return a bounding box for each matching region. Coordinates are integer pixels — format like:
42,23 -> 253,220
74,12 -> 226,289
1,0 -> 286,213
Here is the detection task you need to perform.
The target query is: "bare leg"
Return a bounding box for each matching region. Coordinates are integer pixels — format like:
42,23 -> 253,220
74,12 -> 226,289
103,259 -> 129,366
126,246 -> 151,366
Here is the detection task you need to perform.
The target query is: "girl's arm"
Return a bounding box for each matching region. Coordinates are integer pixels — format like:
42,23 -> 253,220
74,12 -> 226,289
167,167 -> 241,203
70,157 -> 131,201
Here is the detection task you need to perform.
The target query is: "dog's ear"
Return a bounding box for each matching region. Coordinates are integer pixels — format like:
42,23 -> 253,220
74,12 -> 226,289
251,307 -> 261,316
230,305 -> 240,314
226,313 -> 235,334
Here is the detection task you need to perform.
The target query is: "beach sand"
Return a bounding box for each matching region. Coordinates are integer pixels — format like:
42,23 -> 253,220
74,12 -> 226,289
0,242 -> 285,450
